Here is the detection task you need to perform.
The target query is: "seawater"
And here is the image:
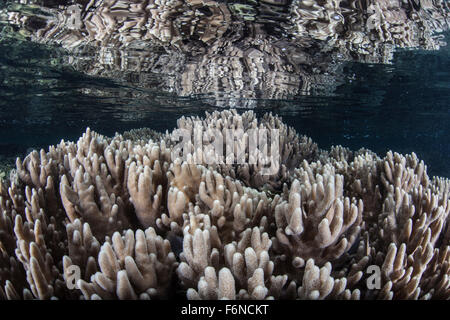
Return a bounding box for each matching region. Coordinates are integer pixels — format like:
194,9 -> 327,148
0,1 -> 449,178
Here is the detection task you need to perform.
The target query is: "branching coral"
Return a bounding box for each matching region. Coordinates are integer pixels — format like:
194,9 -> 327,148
273,164 -> 363,270
0,109 -> 449,300
72,227 -> 177,300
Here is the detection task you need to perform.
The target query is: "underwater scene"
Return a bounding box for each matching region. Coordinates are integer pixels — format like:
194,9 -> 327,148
0,0 -> 449,301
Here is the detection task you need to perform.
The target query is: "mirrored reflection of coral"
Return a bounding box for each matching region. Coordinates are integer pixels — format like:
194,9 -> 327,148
1,0 -> 448,103
0,110 -> 449,300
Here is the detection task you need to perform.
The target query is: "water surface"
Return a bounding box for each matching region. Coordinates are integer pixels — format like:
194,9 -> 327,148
0,1 -> 449,178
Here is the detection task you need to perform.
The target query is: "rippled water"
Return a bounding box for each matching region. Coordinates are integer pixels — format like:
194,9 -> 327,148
0,0 -> 449,178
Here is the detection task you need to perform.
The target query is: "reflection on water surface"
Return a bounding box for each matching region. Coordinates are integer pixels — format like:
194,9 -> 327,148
0,0 -> 449,177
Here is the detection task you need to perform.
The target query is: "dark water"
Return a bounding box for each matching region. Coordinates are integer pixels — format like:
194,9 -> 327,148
0,1 -> 449,178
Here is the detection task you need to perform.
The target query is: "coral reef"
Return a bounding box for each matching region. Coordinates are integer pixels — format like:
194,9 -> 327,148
0,109 -> 449,300
0,157 -> 14,185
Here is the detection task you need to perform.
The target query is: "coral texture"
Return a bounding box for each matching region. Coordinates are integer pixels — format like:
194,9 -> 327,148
0,109 -> 449,300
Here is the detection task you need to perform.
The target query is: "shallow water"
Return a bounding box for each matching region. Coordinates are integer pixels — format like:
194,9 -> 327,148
0,1 -> 449,178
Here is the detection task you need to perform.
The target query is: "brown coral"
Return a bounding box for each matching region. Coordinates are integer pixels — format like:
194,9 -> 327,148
0,109 -> 449,300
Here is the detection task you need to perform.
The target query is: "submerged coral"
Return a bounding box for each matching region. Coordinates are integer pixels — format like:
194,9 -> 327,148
0,157 -> 14,185
0,109 -> 449,300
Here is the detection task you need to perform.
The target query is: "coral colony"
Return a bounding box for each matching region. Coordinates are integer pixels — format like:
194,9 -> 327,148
0,110 -> 449,300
